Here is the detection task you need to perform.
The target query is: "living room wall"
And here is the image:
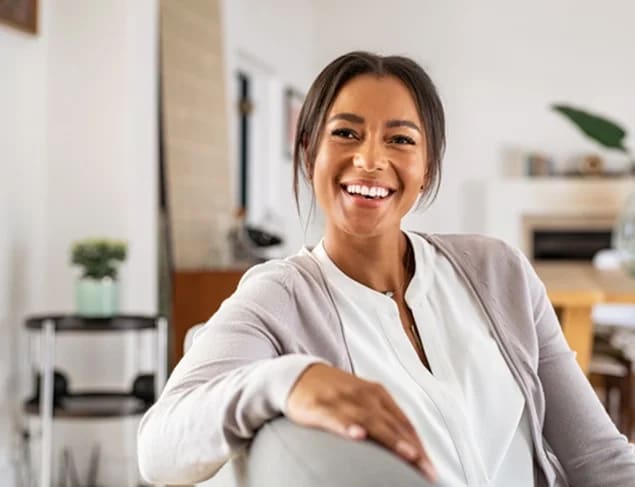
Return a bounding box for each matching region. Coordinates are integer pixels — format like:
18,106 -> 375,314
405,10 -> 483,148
0,2 -> 49,480
0,0 -> 158,482
221,0 -> 322,255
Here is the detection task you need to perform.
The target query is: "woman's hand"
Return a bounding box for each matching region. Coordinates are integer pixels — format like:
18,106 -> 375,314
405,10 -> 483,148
286,363 -> 437,483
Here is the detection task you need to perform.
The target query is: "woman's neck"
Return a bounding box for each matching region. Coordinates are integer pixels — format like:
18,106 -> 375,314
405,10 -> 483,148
322,229 -> 413,298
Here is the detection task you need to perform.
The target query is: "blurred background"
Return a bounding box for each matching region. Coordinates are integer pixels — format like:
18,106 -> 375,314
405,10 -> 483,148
2,0 -> 635,485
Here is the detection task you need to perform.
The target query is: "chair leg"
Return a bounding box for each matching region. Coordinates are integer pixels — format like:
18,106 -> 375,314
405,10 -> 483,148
604,377 -> 612,412
605,376 -> 617,420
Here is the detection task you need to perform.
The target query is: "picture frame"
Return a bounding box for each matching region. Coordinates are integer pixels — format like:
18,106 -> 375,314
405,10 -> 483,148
284,88 -> 304,160
0,0 -> 38,34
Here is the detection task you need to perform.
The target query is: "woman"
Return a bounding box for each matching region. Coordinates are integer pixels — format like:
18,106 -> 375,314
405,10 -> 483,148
138,52 -> 635,486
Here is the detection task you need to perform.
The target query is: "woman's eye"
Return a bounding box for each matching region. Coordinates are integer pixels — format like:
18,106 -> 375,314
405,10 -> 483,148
331,128 -> 357,139
391,135 -> 416,145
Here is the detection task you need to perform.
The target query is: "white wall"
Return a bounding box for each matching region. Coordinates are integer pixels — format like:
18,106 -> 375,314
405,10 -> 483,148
43,0 -> 158,317
221,0 -> 635,252
312,0 -> 635,237
0,0 -> 158,482
221,0 -> 322,254
0,1 -> 49,480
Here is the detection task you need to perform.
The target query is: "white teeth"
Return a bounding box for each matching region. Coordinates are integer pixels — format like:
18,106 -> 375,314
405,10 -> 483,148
344,184 -> 391,199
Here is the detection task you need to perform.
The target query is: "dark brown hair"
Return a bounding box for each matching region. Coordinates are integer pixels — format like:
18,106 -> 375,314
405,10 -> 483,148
292,51 -> 446,211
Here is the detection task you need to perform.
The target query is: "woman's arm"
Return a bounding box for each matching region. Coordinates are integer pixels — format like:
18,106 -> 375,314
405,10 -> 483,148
528,262 -> 635,485
137,274 -> 327,485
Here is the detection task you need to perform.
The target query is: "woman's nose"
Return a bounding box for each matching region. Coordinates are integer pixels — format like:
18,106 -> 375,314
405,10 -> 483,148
353,140 -> 387,172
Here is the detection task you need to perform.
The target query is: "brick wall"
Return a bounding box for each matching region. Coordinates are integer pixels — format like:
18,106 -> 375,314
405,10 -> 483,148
160,0 -> 233,269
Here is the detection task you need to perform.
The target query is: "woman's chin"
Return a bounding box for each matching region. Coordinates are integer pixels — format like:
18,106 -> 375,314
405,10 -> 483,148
338,221 -> 395,240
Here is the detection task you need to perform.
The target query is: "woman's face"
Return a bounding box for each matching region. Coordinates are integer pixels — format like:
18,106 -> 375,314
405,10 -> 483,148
312,74 -> 427,239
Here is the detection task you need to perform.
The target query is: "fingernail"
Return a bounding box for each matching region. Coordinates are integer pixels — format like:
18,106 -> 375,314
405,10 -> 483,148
347,424 -> 366,439
418,459 -> 437,483
395,440 -> 418,460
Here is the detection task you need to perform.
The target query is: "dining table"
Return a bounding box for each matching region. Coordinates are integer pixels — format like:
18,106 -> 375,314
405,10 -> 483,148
532,261 -> 635,374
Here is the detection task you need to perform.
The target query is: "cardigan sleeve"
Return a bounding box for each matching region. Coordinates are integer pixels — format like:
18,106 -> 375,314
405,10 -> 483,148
525,258 -> 635,485
137,267 -> 328,485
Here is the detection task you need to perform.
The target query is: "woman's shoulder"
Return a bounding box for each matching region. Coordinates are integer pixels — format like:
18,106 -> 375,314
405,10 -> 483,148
236,249 -> 328,301
422,232 -> 514,250
417,232 -> 523,263
416,232 -> 539,288
206,252 -> 326,330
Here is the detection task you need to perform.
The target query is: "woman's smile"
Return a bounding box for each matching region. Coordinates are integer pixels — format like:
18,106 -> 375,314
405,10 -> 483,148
339,180 -> 396,209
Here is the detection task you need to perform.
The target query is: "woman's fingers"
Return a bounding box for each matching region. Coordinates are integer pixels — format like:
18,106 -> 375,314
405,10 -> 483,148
326,401 -> 437,483
345,423 -> 367,440
365,384 -> 428,458
363,410 -> 437,483
378,391 -> 431,454
375,390 -> 437,481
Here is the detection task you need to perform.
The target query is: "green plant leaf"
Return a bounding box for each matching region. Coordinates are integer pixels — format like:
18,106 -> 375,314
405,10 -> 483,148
70,238 -> 127,279
551,104 -> 629,153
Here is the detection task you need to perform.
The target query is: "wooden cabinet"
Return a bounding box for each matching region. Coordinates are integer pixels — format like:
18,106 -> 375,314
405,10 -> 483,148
171,269 -> 247,366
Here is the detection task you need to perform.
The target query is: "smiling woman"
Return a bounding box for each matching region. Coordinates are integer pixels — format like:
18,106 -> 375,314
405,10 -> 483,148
138,52 -> 635,487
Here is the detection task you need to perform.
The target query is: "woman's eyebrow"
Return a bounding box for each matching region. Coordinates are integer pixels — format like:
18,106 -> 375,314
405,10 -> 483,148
327,112 -> 364,124
386,119 -> 421,133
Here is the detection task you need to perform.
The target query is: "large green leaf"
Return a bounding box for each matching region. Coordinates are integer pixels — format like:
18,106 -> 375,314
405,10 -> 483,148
552,104 -> 629,153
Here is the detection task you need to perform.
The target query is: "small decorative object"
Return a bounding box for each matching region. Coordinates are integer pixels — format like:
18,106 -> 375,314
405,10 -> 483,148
227,213 -> 283,265
551,103 -> 633,172
526,152 -> 554,176
579,153 -> 604,176
284,88 -> 304,159
71,238 -> 127,317
0,0 -> 37,34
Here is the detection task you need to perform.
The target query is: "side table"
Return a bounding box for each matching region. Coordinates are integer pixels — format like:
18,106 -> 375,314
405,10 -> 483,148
23,315 -> 168,487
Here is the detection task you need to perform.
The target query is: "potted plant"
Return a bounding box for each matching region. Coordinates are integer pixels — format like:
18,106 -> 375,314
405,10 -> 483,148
71,238 -> 127,317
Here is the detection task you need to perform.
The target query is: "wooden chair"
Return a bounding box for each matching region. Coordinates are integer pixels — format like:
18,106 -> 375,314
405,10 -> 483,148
588,250 -> 635,439
589,331 -> 633,438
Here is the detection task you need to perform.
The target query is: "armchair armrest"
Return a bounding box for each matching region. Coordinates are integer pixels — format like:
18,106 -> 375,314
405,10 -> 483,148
198,418 -> 439,486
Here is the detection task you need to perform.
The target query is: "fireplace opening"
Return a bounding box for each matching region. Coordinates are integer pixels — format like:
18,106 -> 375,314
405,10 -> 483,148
532,230 -> 612,260
523,215 -> 616,261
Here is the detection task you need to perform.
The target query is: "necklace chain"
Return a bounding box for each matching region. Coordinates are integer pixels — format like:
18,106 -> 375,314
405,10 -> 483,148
382,242 -> 415,298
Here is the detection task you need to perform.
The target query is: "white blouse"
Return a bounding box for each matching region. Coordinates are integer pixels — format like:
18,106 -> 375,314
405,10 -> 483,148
312,231 -> 534,486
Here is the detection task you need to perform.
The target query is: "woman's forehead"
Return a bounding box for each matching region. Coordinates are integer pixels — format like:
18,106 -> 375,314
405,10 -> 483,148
327,74 -> 420,121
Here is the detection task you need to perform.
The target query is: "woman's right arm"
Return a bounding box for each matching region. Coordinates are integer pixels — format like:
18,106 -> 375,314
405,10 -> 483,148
137,275 -> 327,485
138,265 -> 435,484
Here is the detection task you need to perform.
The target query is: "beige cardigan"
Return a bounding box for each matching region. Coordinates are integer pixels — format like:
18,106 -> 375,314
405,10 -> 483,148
138,233 -> 635,486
